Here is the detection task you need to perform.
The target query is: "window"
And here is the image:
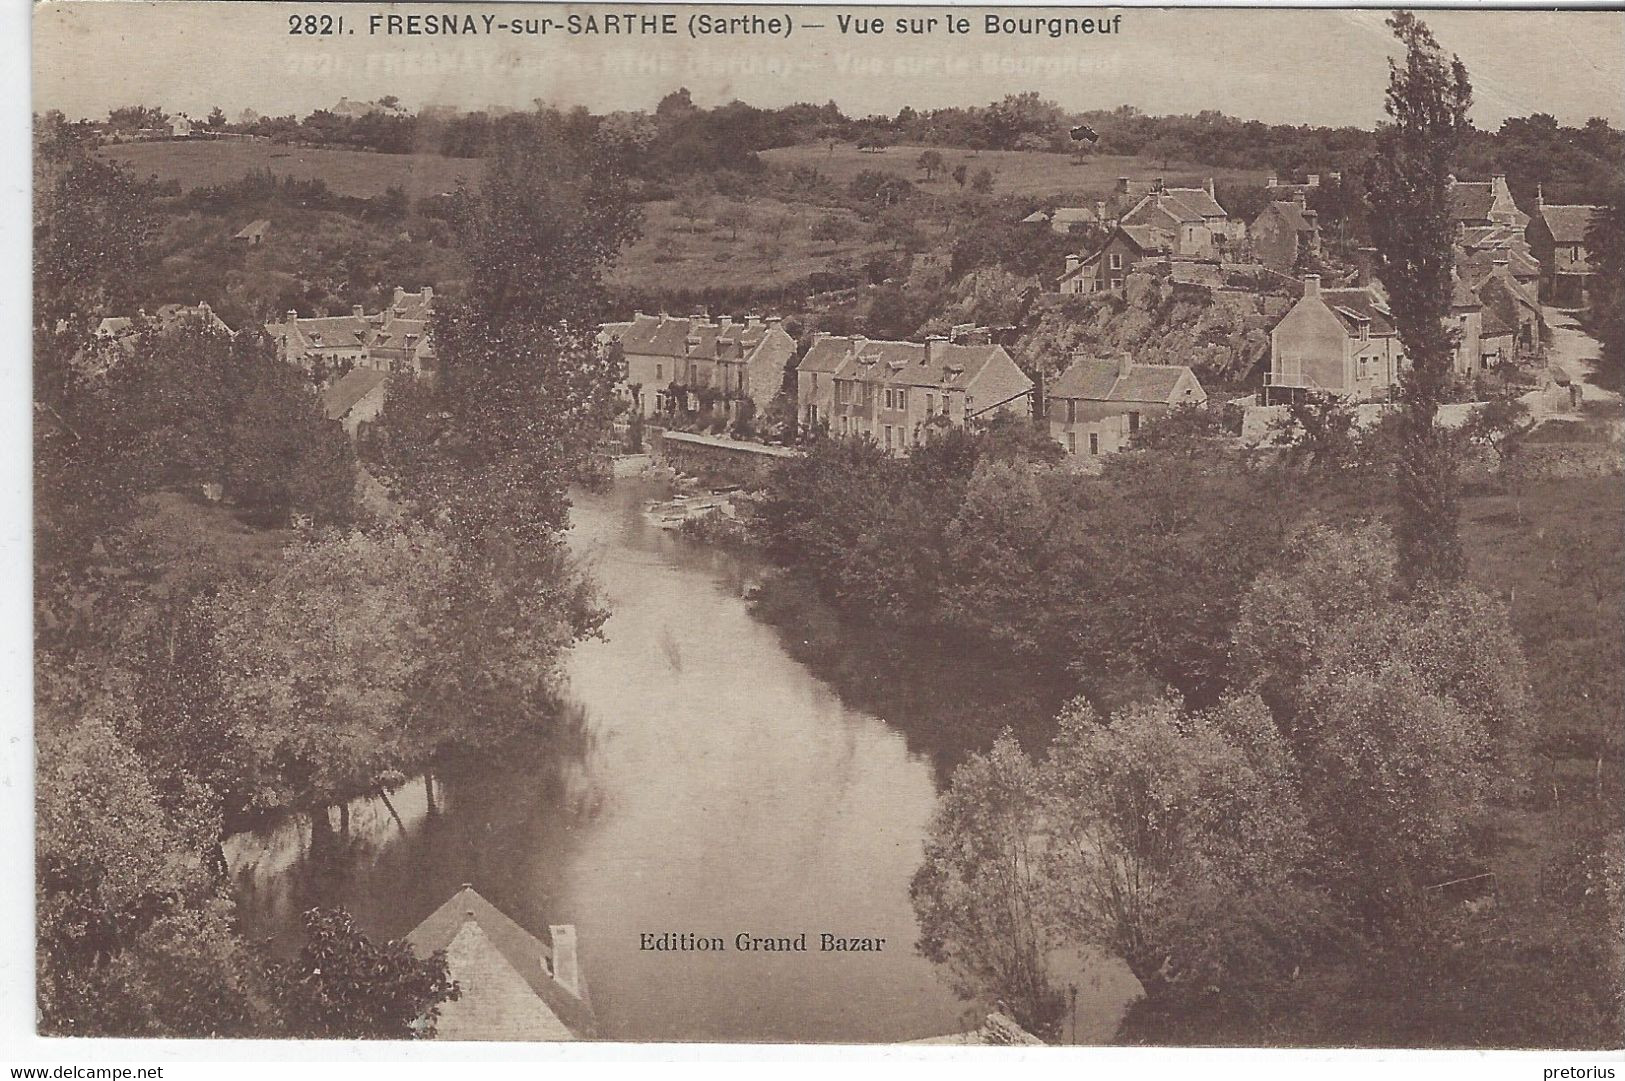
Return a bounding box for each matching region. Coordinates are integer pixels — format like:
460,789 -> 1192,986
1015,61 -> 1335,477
926,393 -> 935,414
884,425 -> 894,448
898,389 -> 908,411
840,415 -> 849,433
1089,433 -> 1100,455
1066,400 -> 1077,424
1128,411 -> 1141,434
1067,432 -> 1077,454
1110,277 -> 1124,290
656,364 -> 663,381
1109,252 -> 1123,270
885,388 -> 894,409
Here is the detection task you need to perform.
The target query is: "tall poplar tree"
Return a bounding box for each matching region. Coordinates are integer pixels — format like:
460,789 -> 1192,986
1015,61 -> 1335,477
1364,12 -> 1474,587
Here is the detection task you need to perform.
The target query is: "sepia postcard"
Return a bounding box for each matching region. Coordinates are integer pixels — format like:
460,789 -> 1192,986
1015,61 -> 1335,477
25,0 -> 1625,1060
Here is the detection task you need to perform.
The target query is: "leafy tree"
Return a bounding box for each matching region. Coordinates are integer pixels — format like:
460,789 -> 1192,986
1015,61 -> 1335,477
1041,695 -> 1325,1005
952,163 -> 969,188
1231,520 -> 1531,920
272,909 -> 457,1039
207,106 -> 226,129
1364,12 -> 1474,587
916,149 -> 945,182
971,168 -> 995,194
911,733 -> 1065,1038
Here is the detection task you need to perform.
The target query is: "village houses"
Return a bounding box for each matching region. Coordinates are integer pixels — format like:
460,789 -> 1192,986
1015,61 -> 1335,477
605,312 -> 796,418
1045,353 -> 1206,458
267,286 -> 436,377
1056,178 -> 1239,293
796,333 -> 1034,452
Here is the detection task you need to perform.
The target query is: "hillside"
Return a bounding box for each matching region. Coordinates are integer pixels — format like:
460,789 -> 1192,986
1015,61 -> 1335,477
761,144 -> 1268,200
102,139 -> 484,199
1017,273 -> 1291,387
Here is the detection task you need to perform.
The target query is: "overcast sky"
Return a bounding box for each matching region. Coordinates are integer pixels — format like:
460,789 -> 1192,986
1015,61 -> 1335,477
33,3 -> 1625,129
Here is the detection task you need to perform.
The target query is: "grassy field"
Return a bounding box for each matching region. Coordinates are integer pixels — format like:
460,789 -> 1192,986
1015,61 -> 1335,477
608,195 -> 891,294
761,144 -> 1269,201
102,140 -> 484,200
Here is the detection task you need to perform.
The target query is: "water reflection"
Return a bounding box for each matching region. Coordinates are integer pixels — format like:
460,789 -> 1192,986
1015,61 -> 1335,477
226,479 -> 1134,1043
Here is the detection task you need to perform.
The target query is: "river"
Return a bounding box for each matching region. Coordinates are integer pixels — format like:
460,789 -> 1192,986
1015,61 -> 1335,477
226,479 -> 1138,1043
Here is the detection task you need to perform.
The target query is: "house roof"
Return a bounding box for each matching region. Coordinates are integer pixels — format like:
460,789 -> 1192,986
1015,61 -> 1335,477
1317,287 -> 1397,336
407,885 -> 596,1040
1481,305 -> 1516,338
618,314 -> 694,358
1049,355 -> 1197,404
1118,224 -> 1174,254
1538,204 -> 1601,245
1122,189 -> 1228,229
1451,276 -> 1483,309
1256,200 -> 1318,232
321,368 -> 388,421
838,339 -> 1020,391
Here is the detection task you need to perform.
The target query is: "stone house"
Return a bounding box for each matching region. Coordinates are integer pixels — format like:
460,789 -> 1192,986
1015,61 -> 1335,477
1470,258 -> 1545,358
1527,198 -> 1603,307
799,334 -> 1034,450
1115,178 -> 1242,258
267,286 -> 436,377
1249,195 -> 1321,270
406,885 -> 596,1041
1045,354 -> 1206,458
1057,224 -> 1171,294
1266,274 -> 1406,403
610,312 -> 794,418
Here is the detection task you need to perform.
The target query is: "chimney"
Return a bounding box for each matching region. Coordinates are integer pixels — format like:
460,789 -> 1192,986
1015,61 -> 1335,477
1095,200 -> 1107,222
764,316 -> 781,328
1295,191 -> 1308,208
393,287 -> 405,305
1117,353 -> 1134,379
925,334 -> 947,368
1116,176 -> 1130,193
1307,173 -> 1320,188
352,304 -> 365,318
745,313 -> 761,328
718,313 -> 733,327
1153,176 -> 1165,193
1204,176 -> 1215,198
1265,172 -> 1278,188
1303,273 -> 1321,298
1065,254 -> 1081,273
1492,252 -> 1510,267
286,309 -> 299,325
633,309 -> 645,319
1328,170 -> 1342,183
549,925 -> 582,999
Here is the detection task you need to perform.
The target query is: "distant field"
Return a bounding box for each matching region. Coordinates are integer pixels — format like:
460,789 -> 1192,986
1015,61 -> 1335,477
761,144 -> 1268,201
609,196 -> 889,294
102,140 -> 484,200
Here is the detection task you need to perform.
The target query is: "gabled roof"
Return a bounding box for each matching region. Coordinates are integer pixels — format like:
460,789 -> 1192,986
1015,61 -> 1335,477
1255,200 -> 1318,232
618,314 -> 693,357
805,335 -> 1027,393
1316,287 -> 1397,337
321,368 -> 388,421
1122,189 -> 1228,229
407,885 -> 596,1041
1049,355 -> 1198,404
1538,204 -> 1602,245
1118,224 -> 1174,254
